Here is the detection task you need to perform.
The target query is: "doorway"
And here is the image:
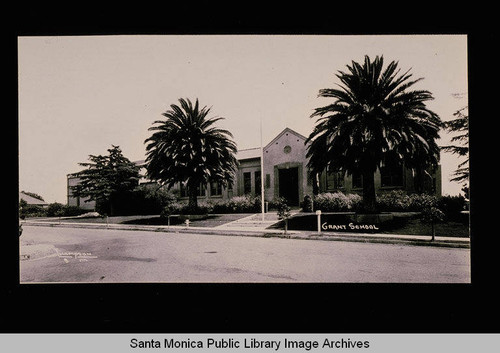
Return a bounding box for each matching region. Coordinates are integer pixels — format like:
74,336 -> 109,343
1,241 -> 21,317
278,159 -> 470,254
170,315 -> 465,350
278,167 -> 299,206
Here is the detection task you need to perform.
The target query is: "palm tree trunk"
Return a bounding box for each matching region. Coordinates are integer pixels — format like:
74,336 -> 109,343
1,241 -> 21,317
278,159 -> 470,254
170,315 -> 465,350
188,186 -> 198,210
362,171 -> 377,213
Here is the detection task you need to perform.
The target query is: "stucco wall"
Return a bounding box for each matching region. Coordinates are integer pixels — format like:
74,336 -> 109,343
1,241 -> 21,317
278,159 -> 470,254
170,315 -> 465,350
263,129 -> 313,203
67,175 -> 96,210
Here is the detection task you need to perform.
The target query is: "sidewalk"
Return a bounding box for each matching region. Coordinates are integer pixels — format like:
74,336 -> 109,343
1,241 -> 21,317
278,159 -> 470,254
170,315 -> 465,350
20,212 -> 470,249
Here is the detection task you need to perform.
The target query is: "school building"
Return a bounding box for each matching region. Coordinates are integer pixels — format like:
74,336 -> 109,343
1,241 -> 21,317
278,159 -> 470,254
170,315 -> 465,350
67,127 -> 441,209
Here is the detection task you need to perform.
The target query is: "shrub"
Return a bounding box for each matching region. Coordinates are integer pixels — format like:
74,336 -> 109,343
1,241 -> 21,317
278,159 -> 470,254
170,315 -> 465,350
193,201 -> 214,215
267,198 -> 282,211
377,190 -> 439,212
210,195 -> 261,213
110,186 -> 179,216
62,206 -> 88,217
377,190 -> 411,211
301,195 -> 314,212
46,202 -> 65,217
160,202 -> 186,218
313,192 -> 362,212
137,185 -> 178,208
208,200 -> 231,213
19,199 -> 47,219
46,203 -> 87,217
160,201 -> 213,217
409,193 -> 439,211
437,195 -> 467,222
229,195 -> 261,213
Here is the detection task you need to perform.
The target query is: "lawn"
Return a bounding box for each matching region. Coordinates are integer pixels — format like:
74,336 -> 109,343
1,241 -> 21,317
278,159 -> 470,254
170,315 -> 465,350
269,212 -> 470,238
380,218 -> 469,237
28,213 -> 254,227
25,212 -> 470,238
120,213 -> 254,227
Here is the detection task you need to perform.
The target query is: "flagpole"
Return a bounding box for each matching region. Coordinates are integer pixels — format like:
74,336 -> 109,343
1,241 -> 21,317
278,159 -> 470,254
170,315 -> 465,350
260,116 -> 265,222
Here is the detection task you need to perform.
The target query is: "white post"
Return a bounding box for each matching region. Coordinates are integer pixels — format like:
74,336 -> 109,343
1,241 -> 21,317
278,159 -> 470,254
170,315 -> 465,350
316,210 -> 322,234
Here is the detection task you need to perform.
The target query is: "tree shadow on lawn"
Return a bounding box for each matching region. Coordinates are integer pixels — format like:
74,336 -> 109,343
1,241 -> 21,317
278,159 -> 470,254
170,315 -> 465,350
268,213 -> 470,238
380,217 -> 470,237
120,213 -> 253,227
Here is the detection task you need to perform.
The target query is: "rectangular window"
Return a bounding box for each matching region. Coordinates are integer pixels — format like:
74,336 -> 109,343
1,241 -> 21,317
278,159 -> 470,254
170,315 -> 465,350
335,173 -> 345,189
327,171 -> 345,191
180,183 -> 206,197
352,173 -> 363,189
255,171 -> 261,196
380,165 -> 403,187
243,172 -> 252,195
210,181 -> 222,196
265,174 -> 271,188
326,171 -> 335,191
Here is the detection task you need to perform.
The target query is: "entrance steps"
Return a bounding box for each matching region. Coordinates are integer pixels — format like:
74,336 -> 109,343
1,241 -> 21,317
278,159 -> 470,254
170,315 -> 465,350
215,210 -> 301,231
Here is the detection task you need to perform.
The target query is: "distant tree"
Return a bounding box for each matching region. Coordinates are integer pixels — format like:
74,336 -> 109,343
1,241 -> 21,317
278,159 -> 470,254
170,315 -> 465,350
307,55 -> 442,213
19,198 -> 46,218
46,202 -> 65,217
441,106 -> 469,188
71,145 -> 140,216
144,98 -> 238,210
19,199 -> 27,219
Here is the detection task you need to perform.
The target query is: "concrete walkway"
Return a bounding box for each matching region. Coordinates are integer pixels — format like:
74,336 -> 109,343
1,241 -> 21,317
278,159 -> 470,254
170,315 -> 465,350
214,210 -> 300,231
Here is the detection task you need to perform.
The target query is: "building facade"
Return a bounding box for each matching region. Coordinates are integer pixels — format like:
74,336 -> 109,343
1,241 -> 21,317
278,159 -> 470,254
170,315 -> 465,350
67,174 -> 96,210
67,127 -> 441,209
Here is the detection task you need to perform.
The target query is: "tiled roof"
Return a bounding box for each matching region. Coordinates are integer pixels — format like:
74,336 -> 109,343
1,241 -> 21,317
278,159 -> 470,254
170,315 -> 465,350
235,147 -> 261,160
19,192 -> 48,206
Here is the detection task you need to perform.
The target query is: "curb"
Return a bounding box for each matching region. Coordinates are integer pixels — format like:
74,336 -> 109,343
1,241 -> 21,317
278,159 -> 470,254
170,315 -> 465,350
21,220 -> 469,249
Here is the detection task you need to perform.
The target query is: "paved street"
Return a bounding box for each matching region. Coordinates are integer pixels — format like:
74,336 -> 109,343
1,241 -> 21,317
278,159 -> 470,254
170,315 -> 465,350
19,225 -> 470,283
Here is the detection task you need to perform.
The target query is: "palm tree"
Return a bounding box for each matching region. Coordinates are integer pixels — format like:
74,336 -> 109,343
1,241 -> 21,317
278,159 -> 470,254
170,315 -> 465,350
306,55 -> 442,212
144,98 -> 238,210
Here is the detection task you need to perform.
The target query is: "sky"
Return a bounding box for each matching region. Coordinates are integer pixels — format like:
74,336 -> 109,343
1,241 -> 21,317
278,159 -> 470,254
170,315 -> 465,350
18,35 -> 468,204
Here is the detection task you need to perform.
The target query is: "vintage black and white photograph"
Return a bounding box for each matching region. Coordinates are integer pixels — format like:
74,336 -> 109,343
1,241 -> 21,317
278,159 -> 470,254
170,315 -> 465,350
18,34 -> 470,284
